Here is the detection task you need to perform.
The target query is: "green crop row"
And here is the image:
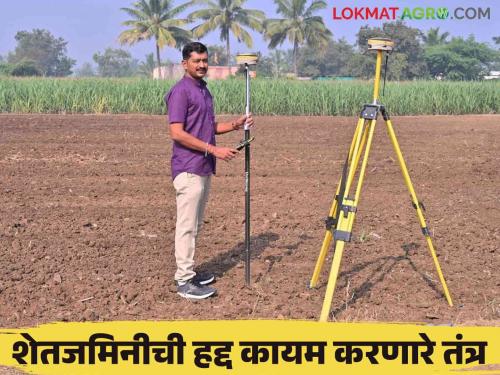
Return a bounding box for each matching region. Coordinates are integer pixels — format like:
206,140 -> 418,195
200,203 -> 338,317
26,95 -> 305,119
0,77 -> 498,116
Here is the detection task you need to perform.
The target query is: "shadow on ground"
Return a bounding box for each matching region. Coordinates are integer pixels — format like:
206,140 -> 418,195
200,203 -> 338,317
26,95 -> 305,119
198,232 -> 280,277
326,242 -> 446,318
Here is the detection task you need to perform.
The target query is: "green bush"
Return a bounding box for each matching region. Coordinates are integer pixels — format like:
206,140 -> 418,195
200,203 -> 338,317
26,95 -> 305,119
10,60 -> 42,77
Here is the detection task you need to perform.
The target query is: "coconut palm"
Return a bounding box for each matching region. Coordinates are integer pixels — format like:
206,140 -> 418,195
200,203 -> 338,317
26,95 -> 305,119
264,0 -> 332,76
138,53 -> 157,77
189,0 -> 265,65
119,0 -> 192,75
268,49 -> 292,77
422,27 -> 450,46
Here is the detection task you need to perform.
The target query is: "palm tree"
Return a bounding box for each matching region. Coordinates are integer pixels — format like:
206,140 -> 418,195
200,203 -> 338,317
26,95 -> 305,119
268,49 -> 291,77
189,0 -> 265,66
422,27 -> 450,46
264,0 -> 332,76
138,53 -> 157,77
119,0 -> 192,76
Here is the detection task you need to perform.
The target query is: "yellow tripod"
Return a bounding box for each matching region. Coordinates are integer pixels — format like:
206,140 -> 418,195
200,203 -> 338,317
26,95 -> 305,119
309,38 -> 453,322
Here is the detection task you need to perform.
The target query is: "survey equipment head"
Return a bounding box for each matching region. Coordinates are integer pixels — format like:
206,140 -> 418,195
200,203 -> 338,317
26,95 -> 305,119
236,53 -> 259,66
367,38 -> 394,52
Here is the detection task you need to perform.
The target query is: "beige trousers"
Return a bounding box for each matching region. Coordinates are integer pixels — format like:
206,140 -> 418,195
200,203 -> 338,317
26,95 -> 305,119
173,172 -> 212,282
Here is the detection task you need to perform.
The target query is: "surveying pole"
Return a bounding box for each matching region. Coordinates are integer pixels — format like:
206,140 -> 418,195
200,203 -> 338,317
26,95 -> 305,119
309,38 -> 453,321
236,53 -> 258,286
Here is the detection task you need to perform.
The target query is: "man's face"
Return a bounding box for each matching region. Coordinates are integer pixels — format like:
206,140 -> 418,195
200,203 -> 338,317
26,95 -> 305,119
183,51 -> 209,79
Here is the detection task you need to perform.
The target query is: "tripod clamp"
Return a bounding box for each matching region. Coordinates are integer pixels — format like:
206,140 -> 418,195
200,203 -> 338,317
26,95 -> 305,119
360,104 -> 390,121
412,200 -> 426,211
324,193 -> 357,244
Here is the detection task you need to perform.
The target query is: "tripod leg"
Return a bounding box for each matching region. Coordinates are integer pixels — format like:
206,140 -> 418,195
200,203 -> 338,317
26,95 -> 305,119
310,118 -> 364,288
319,119 -> 376,321
385,119 -> 453,307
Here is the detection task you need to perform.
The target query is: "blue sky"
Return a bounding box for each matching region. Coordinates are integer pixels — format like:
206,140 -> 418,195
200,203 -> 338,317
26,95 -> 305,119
0,0 -> 497,68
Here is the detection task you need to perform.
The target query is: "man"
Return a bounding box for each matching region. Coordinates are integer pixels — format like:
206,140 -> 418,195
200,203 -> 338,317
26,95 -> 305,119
165,42 -> 254,299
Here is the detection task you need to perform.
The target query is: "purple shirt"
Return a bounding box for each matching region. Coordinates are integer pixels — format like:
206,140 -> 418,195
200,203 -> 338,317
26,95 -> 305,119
165,76 -> 216,180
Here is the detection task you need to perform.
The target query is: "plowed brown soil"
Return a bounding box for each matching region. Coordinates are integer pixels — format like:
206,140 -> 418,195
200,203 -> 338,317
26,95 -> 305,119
1,114 -> 499,327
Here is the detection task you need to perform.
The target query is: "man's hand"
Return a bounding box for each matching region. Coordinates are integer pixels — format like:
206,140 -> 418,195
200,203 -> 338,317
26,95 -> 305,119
209,145 -> 239,161
233,113 -> 255,130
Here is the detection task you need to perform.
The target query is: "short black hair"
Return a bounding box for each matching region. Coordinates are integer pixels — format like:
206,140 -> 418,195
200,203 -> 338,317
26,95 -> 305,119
182,42 -> 208,60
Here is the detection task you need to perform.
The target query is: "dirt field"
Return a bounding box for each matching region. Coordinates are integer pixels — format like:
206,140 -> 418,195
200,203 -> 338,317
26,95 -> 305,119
0,114 -> 498,328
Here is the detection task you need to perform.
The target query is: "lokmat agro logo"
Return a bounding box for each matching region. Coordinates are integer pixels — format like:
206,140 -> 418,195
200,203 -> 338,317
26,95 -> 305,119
332,7 -> 491,20
401,7 -> 491,20
400,7 -> 449,20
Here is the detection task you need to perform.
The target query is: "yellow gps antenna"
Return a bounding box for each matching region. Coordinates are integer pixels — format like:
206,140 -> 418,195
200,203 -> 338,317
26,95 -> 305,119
236,52 -> 258,286
235,53 -> 259,66
310,38 -> 453,321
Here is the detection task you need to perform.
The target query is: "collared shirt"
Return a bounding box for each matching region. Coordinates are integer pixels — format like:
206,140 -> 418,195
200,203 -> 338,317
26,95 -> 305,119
165,75 -> 216,181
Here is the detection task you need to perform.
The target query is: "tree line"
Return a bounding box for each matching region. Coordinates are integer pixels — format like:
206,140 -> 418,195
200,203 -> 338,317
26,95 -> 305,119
0,0 -> 499,80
